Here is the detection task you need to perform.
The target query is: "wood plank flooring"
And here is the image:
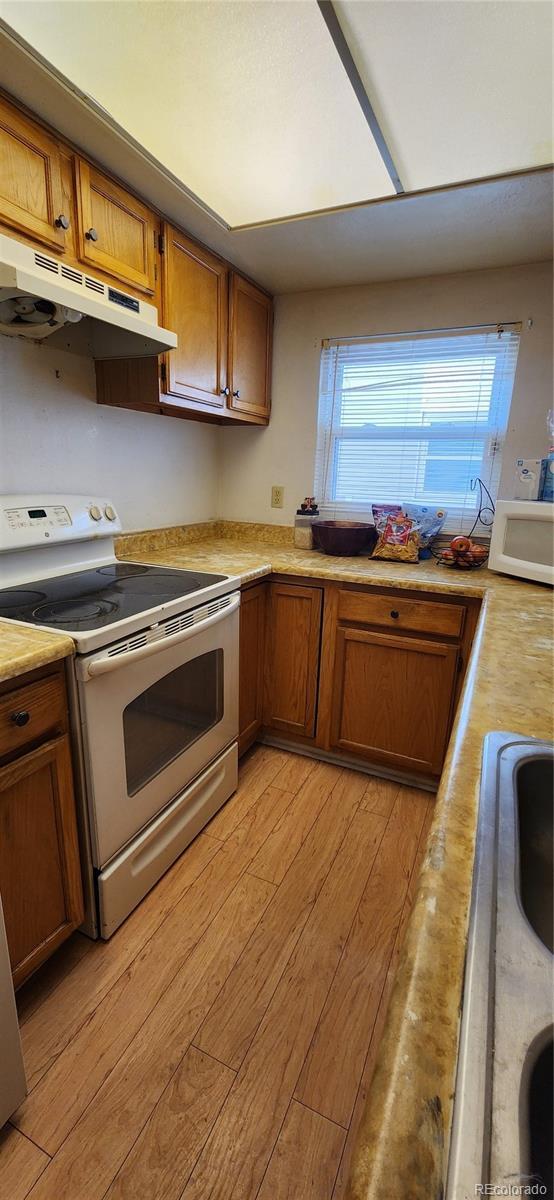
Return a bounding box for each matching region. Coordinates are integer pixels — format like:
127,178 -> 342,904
7,746 -> 433,1200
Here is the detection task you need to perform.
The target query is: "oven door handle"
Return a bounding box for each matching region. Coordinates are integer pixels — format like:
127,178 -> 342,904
80,592 -> 240,679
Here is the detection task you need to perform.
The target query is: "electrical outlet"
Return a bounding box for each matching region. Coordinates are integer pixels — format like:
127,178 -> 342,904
271,485 -> 284,509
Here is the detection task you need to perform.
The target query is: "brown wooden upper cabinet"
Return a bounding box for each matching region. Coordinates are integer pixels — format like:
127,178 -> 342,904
263,582 -> 323,739
97,230 -> 273,426
229,274 -> 272,420
74,158 -> 157,294
0,95 -> 69,253
161,226 -> 229,412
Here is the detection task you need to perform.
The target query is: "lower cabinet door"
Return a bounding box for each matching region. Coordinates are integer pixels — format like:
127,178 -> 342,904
239,582 -> 267,756
330,627 -> 458,776
263,582 -> 323,739
0,735 -> 84,987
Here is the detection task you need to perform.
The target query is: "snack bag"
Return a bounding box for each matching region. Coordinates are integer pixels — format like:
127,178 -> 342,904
372,504 -> 419,562
402,504 -> 447,556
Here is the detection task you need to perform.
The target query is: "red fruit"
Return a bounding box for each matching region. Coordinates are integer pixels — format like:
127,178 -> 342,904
450,535 -> 472,553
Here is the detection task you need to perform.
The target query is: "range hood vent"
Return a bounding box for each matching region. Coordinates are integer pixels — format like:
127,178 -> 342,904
0,233 -> 177,359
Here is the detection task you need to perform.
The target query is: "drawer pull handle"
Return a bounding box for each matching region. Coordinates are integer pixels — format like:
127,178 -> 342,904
232,389 -> 240,399
220,387 -> 230,396
390,610 -> 400,619
85,227 -> 99,242
11,711 -> 30,728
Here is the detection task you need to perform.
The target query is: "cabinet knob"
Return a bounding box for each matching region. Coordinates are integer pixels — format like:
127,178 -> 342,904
54,213 -> 70,230
232,389 -> 240,399
220,387 -> 230,396
390,610 -> 400,619
85,227 -> 99,242
11,711 -> 30,728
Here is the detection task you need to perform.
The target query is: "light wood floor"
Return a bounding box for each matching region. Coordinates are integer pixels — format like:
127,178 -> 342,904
2,746 -> 433,1200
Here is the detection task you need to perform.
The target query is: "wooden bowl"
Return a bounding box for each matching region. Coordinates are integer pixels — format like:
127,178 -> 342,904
313,520 -> 378,557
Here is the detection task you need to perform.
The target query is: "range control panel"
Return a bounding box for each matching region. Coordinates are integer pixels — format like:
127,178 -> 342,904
5,505 -> 72,531
0,495 -> 122,552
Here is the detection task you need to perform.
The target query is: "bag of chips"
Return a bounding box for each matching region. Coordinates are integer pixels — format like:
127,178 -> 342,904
371,503 -> 447,562
372,504 -> 419,562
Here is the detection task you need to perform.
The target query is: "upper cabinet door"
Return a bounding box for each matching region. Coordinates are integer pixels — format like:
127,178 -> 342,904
162,225 -> 228,410
74,159 -> 157,294
0,97 -> 69,252
229,274 -> 272,420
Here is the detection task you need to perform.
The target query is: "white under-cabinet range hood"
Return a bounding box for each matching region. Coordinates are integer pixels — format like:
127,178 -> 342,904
0,233 -> 177,359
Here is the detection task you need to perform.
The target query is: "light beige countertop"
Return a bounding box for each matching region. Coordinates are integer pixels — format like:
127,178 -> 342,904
0,620 -> 74,685
117,520 -> 554,1200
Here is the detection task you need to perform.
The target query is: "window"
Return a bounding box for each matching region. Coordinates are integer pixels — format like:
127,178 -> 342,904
315,324 -> 521,531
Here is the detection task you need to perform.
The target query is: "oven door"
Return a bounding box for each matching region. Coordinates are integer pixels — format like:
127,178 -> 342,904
76,591 -> 239,868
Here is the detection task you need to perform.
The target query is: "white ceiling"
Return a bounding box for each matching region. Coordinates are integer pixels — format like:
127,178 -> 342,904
226,171 -> 554,293
1,0 -> 552,227
0,20 -> 551,295
335,0 -> 554,192
0,0 -> 394,224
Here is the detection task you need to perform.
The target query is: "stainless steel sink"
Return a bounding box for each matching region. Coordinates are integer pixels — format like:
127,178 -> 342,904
447,733 -> 554,1200
518,756 -> 553,954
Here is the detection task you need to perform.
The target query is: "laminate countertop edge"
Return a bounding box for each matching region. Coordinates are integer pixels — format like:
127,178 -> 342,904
0,620 -> 74,685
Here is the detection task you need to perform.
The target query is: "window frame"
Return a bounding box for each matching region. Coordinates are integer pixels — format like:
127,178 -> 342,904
315,324 -> 520,532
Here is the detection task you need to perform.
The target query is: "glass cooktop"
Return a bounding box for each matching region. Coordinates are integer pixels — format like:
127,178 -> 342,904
0,562 -> 228,631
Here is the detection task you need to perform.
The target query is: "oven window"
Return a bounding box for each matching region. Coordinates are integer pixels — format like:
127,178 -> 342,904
123,650 -> 223,795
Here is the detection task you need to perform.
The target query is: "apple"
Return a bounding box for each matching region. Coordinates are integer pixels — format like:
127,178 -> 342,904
450,535 -> 472,554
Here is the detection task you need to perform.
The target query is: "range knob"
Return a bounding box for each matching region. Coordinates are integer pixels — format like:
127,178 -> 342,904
89,505 -> 102,521
104,505 -> 116,522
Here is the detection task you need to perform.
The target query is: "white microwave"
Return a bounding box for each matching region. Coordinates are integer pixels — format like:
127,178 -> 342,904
489,500 -> 553,586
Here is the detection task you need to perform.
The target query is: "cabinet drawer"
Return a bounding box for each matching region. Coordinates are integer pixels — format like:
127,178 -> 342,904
337,590 -> 465,639
0,675 -> 66,758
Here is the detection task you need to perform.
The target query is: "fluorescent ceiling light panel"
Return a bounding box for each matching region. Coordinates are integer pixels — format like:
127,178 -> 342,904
0,0 -> 395,224
334,0 -> 554,190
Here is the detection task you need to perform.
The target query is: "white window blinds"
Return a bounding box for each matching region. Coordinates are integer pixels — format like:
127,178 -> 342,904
314,324 -> 521,532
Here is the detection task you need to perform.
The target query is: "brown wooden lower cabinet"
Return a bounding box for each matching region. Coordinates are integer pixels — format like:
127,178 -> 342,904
263,582 -> 323,739
0,668 -> 84,987
329,626 -> 459,776
239,582 -> 267,756
242,576 -> 478,779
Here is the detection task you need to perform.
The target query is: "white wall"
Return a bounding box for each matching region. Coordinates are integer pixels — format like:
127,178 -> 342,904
0,337 -> 219,531
1,262 -> 551,534
218,261 -> 553,524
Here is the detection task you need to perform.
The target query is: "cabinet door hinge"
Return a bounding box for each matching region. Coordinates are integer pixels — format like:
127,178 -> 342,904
158,232 -> 165,255
160,361 -> 167,385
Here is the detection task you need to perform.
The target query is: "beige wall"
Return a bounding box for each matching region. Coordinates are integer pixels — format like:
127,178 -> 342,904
218,261 -> 553,525
0,337 -> 219,531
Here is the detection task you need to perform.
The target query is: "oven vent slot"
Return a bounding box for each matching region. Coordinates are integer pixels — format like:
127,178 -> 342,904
104,593 -> 233,660
106,632 -> 148,658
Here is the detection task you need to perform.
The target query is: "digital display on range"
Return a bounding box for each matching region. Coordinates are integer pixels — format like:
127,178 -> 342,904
28,509 -> 47,518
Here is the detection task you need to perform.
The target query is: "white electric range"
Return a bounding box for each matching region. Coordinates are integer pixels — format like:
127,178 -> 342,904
0,495 -> 240,938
